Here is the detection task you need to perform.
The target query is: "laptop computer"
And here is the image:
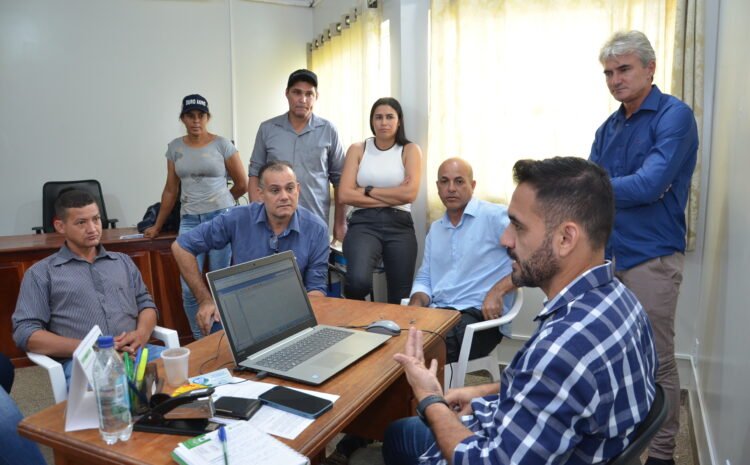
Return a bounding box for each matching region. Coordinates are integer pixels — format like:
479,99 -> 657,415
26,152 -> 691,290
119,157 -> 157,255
206,251 -> 390,385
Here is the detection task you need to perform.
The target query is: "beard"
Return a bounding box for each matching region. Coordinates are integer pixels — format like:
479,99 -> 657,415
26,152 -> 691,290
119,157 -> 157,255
509,233 -> 559,289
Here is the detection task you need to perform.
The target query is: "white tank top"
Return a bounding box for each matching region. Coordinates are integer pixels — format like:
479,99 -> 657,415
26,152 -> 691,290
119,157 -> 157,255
356,138 -> 410,212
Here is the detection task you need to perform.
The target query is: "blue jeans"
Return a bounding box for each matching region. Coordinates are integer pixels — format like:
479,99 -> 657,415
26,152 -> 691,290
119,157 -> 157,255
179,208 -> 232,340
0,388 -> 46,465
382,416 -> 437,465
343,208 -> 417,304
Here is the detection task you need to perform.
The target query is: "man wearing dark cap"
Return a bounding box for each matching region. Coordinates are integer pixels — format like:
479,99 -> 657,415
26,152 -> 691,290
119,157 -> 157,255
248,69 -> 346,242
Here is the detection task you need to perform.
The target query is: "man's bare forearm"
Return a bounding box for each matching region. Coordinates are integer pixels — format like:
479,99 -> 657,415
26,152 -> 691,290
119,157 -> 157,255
171,242 -> 213,304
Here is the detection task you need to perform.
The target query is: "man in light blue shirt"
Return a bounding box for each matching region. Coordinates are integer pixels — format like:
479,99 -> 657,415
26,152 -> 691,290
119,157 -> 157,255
173,161 -> 329,336
408,158 -> 514,363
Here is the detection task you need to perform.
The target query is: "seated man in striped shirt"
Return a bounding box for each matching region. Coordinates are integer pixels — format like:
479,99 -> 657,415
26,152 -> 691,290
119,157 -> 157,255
383,157 -> 657,465
12,189 -> 162,382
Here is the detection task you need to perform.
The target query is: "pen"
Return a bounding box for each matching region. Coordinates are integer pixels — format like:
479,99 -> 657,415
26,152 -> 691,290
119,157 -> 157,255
218,425 -> 229,465
126,378 -> 149,405
123,352 -> 133,381
123,353 -> 134,405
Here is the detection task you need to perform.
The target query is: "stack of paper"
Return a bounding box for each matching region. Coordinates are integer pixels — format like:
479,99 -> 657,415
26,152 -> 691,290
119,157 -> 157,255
171,420 -> 308,465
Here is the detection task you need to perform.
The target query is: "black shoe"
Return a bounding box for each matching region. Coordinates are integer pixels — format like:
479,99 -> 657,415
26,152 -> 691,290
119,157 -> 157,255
644,457 -> 675,465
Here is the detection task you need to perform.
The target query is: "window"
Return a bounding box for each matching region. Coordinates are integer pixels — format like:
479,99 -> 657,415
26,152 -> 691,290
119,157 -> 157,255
427,0 -> 678,220
310,6 -> 391,148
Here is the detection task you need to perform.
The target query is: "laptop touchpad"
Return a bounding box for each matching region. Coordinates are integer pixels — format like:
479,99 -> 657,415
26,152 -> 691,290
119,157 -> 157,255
313,352 -> 350,368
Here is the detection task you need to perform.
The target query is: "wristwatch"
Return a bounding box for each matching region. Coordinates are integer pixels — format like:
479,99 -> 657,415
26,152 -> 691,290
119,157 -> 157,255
416,395 -> 449,422
364,185 -> 374,197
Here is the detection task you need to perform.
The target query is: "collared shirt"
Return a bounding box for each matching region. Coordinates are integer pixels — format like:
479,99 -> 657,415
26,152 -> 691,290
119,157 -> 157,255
249,113 -> 345,225
590,85 -> 698,271
12,244 -> 157,351
176,202 -> 329,294
421,262 -> 657,465
411,198 -> 512,310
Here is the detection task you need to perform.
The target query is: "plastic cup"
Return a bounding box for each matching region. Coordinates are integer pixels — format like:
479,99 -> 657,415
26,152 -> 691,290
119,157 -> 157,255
161,347 -> 190,386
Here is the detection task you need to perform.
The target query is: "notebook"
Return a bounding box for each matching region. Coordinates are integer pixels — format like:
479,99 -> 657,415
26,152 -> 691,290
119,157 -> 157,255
206,251 -> 390,385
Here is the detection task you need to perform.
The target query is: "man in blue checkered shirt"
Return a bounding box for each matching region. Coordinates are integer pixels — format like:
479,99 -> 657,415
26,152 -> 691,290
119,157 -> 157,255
383,157 -> 657,465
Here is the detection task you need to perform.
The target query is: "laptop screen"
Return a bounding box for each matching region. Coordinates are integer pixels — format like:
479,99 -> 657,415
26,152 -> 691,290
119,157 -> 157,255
208,252 -> 317,362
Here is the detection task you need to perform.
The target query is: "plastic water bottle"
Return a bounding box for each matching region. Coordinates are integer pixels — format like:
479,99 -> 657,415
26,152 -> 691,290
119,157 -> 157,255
92,336 -> 133,444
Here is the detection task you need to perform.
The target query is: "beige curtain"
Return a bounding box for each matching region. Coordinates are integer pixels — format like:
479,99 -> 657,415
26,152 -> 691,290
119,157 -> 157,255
428,0 -> 689,223
309,4 -> 390,148
671,0 -> 703,251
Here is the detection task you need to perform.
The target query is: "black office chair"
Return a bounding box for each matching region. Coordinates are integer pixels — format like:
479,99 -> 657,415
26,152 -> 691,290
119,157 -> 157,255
32,180 -> 118,234
607,383 -> 668,465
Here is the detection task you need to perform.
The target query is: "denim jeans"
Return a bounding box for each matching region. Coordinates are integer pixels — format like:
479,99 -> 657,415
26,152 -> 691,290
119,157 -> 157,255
382,416 -> 436,465
0,388 -> 46,465
343,208 -> 417,304
179,208 -> 232,340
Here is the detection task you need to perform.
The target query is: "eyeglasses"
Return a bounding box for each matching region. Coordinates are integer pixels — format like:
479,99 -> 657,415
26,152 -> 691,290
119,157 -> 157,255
269,234 -> 279,254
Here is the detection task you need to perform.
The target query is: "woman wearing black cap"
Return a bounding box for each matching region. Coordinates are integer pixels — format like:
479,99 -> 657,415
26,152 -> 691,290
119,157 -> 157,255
338,97 -> 422,304
144,94 -> 247,340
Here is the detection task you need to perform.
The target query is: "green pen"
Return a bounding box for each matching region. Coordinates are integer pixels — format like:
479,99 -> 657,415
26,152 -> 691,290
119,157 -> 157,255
123,352 -> 133,381
123,353 -> 134,406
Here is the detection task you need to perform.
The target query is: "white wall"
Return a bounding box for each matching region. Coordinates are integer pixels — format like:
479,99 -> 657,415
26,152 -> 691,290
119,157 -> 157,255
0,0 -> 311,235
232,1 -> 312,158
693,0 -> 750,463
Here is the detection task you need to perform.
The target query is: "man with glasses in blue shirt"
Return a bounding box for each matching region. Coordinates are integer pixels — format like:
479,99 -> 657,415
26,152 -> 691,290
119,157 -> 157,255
172,160 -> 329,336
589,31 -> 698,465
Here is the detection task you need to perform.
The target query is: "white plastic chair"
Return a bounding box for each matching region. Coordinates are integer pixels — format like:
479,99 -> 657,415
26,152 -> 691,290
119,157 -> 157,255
26,326 -> 180,404
444,288 -> 524,389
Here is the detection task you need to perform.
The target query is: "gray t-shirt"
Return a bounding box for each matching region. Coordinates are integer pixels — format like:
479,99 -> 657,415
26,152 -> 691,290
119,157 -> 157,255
166,135 -> 237,215
249,113 -> 345,225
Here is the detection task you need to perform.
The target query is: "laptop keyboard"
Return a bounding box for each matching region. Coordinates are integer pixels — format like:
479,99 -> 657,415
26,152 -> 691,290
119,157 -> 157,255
255,327 -> 353,372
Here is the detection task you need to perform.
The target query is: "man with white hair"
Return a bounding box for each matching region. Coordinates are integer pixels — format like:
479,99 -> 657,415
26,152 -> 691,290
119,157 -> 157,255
590,30 -> 699,465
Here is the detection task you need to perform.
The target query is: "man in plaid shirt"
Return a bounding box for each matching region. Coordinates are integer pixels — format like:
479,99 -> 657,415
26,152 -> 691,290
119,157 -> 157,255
383,157 -> 657,465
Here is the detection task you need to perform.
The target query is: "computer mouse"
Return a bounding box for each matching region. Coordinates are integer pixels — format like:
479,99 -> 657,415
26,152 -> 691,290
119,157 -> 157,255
365,320 -> 401,336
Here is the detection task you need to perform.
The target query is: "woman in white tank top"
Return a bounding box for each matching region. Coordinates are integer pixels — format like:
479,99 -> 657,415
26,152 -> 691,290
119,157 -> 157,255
338,98 -> 422,303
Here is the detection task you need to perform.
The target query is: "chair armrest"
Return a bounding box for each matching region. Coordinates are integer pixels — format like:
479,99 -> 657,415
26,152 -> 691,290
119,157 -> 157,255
152,326 -> 179,349
453,288 -> 525,385
460,288 -> 524,333
26,352 -> 68,404
31,226 -> 44,234
106,218 -> 118,229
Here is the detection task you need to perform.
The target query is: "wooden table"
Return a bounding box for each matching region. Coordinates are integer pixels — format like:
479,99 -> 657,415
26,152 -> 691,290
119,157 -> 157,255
0,227 -> 192,366
18,296 -> 460,465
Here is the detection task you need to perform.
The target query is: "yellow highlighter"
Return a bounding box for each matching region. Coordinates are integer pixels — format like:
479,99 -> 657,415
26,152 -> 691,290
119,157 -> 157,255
135,347 -> 149,389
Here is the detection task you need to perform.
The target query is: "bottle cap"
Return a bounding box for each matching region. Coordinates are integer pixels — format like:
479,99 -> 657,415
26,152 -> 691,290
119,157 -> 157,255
97,335 -> 115,349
